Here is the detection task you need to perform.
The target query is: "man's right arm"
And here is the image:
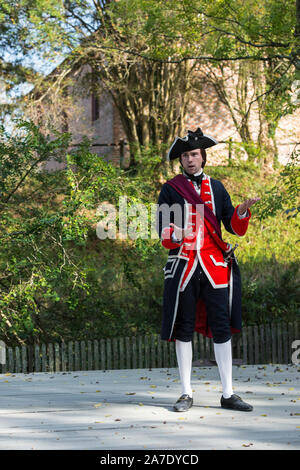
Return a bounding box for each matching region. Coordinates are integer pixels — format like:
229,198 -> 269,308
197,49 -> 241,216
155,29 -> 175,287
156,184 -> 184,250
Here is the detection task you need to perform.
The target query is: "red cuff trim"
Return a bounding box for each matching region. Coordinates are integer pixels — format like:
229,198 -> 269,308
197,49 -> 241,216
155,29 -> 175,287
231,205 -> 251,236
161,226 -> 182,249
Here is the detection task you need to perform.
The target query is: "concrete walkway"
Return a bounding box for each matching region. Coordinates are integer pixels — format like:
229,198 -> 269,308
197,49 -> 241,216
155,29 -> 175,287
0,364 -> 299,450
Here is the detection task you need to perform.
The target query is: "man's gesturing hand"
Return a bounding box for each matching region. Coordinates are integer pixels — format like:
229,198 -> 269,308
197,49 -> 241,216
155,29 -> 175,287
238,197 -> 261,216
169,223 -> 194,241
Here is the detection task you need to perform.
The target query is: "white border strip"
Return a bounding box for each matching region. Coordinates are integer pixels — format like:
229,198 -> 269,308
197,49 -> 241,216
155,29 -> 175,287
207,175 -> 216,216
229,264 -> 233,318
180,257 -> 198,292
209,254 -> 228,267
203,134 -> 218,145
164,258 -> 180,280
197,253 -> 228,289
169,261 -> 189,339
167,135 -> 188,160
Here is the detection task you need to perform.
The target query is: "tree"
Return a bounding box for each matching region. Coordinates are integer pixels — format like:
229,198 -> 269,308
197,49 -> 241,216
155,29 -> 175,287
16,0 -> 199,167
0,120 -> 165,345
0,1 -> 40,121
2,0 -> 300,168
194,57 -> 296,168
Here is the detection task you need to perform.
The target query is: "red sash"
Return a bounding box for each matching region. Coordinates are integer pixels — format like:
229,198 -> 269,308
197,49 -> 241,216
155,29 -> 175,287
166,174 -> 230,253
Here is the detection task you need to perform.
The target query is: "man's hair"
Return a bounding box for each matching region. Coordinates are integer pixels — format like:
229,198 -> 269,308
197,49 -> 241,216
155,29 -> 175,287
179,148 -> 207,168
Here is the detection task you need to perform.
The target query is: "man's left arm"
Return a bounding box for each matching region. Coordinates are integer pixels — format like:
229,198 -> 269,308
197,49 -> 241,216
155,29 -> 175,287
221,185 -> 260,236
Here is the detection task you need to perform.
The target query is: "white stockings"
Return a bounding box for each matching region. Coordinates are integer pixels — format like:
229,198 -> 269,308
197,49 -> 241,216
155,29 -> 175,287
175,337 -> 233,399
213,338 -> 233,399
175,339 -> 193,397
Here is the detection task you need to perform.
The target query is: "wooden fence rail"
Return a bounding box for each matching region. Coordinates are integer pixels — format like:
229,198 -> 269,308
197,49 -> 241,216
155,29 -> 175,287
0,321 -> 299,374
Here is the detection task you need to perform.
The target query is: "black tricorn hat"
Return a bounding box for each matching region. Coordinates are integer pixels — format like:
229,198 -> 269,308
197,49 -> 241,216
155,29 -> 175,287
167,127 -> 218,161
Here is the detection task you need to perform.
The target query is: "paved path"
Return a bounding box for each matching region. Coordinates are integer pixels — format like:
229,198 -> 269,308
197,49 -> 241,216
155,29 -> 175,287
0,364 -> 299,450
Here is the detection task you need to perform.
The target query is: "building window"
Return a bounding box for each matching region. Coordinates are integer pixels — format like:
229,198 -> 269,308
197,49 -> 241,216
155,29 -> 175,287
91,94 -> 100,121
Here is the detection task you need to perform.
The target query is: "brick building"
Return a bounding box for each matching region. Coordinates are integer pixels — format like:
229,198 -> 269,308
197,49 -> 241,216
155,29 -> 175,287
41,63 -> 300,171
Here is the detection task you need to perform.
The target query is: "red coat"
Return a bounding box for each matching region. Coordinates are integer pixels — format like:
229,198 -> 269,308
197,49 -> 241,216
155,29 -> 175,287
161,175 -> 251,288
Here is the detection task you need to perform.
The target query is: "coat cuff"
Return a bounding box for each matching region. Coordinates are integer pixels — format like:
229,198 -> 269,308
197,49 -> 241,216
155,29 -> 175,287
230,205 -> 251,236
161,226 -> 183,249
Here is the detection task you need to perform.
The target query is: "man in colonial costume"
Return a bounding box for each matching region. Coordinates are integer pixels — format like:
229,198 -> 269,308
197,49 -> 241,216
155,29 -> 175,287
156,128 -> 260,412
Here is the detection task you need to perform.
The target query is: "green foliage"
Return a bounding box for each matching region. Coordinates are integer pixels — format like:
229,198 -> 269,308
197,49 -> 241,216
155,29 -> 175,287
0,120 -> 70,200
0,122 -> 93,344
241,261 -> 300,325
254,151 -> 300,220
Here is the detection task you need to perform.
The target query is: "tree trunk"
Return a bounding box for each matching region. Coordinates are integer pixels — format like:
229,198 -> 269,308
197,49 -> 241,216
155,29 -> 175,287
199,62 -> 255,161
254,61 -> 280,169
92,55 -> 194,167
257,117 -> 278,169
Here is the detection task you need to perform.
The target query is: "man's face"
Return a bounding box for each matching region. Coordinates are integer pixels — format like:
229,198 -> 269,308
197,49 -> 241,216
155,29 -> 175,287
180,148 -> 203,174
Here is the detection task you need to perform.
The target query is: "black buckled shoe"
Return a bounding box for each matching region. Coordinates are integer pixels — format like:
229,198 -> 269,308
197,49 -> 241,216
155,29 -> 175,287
173,394 -> 193,412
221,394 -> 253,412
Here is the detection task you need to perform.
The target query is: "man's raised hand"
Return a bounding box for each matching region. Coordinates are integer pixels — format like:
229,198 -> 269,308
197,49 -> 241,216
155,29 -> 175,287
238,197 -> 261,216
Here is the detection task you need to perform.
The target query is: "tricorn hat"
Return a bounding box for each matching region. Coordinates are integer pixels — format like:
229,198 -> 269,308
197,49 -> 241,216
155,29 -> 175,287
167,128 -> 218,161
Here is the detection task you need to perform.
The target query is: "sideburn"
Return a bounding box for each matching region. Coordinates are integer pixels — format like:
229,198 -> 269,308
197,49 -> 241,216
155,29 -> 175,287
200,149 -> 207,168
